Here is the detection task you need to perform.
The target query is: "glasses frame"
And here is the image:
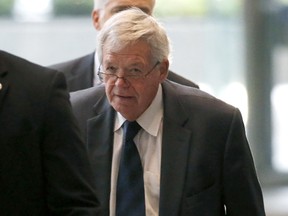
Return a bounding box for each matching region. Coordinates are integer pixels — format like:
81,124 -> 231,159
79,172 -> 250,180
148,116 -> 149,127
97,61 -> 160,84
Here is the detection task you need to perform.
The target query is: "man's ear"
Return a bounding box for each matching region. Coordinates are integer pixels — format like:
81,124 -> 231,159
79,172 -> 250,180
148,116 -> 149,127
159,59 -> 169,82
92,10 -> 101,30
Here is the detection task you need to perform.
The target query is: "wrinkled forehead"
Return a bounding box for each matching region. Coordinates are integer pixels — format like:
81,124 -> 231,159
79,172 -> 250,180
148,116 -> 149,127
102,53 -> 148,66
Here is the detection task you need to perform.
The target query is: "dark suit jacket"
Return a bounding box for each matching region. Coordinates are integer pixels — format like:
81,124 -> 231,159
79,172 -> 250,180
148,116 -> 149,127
0,51 -> 100,215
50,52 -> 199,92
70,81 -> 265,216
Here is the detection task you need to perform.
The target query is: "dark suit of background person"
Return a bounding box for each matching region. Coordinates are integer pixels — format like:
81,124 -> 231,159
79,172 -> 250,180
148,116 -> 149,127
50,52 -> 199,92
70,80 -> 266,216
0,50 -> 100,215
48,0 -> 199,92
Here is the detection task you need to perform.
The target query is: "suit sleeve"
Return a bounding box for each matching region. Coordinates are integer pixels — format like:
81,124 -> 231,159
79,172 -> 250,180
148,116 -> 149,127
223,109 -> 265,215
41,71 -> 101,215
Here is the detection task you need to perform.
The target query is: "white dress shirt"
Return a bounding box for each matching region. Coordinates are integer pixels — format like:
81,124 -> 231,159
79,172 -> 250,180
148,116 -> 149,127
110,85 -> 164,216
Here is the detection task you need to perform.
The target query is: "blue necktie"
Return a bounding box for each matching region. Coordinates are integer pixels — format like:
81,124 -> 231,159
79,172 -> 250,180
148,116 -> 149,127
116,121 -> 145,216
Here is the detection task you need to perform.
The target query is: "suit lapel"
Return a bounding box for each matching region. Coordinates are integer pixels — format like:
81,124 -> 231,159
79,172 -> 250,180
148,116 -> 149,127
87,97 -> 115,215
160,119 -> 191,216
159,81 -> 192,216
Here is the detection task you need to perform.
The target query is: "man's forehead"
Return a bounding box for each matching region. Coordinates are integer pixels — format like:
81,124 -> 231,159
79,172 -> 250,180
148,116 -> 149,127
102,52 -> 151,66
104,53 -> 147,61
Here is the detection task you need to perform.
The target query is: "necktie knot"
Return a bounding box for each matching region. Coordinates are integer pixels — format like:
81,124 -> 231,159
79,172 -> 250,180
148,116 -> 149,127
123,121 -> 141,142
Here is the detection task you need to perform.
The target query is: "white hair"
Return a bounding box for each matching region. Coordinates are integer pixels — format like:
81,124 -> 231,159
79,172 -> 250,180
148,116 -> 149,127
97,8 -> 171,64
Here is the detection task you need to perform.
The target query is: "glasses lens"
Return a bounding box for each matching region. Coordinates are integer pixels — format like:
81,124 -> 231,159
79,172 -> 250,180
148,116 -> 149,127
98,61 -> 159,83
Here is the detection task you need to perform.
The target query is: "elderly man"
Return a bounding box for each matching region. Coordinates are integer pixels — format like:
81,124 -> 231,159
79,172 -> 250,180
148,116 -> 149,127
50,0 -> 198,92
70,8 -> 266,216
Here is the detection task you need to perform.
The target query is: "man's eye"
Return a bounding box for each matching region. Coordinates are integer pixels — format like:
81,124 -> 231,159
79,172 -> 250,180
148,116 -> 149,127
106,66 -> 117,73
129,68 -> 142,74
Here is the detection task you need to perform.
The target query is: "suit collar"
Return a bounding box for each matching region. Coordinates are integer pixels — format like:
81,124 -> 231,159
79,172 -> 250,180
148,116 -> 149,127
159,81 -> 192,215
160,118 -> 191,215
86,94 -> 115,214
162,80 -> 190,125
91,86 -> 111,115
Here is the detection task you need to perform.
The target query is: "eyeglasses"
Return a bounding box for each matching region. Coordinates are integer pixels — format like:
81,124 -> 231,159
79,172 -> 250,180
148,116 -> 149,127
98,61 -> 160,84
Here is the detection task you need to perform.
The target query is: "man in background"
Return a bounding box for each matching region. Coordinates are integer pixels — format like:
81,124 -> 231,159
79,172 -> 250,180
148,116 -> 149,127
0,50 -> 100,215
50,0 -> 198,92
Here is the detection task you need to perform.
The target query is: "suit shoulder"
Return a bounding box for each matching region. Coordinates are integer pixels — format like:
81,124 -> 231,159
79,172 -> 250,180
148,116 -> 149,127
70,85 -> 105,106
167,70 -> 199,89
1,50 -> 61,82
164,80 -> 236,113
70,85 -> 107,124
1,51 -> 67,115
49,52 -> 95,73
